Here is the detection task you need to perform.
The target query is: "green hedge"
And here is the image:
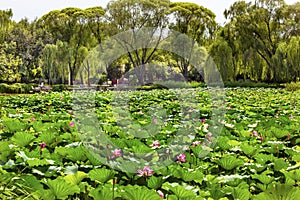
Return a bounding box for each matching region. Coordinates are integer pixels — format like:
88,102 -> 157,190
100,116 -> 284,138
284,82 -> 300,91
0,83 -> 37,94
223,81 -> 283,88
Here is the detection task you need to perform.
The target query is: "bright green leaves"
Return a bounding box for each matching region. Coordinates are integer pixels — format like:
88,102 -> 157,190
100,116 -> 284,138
2,118 -> 27,133
89,184 -> 117,200
215,155 -> 244,171
162,182 -> 197,200
39,178 -> 80,200
252,184 -> 300,200
240,143 -> 259,156
64,171 -> 88,185
0,88 -> 299,200
252,170 -> 275,185
120,185 -> 162,200
11,132 -> 35,147
88,168 -> 115,184
147,176 -> 164,190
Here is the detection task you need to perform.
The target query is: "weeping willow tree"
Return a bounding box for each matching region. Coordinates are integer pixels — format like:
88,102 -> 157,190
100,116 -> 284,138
0,9 -> 13,43
42,44 -> 59,84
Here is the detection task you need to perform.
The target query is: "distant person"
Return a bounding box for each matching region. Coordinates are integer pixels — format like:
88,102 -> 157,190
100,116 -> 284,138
40,81 -> 44,89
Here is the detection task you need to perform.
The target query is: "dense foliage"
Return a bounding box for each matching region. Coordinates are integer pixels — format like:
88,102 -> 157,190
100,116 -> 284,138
0,88 -> 299,199
0,0 -> 299,85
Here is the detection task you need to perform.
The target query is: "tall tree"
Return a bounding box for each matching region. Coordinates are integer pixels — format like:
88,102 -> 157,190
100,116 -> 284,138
0,42 -> 22,82
0,9 -> 13,43
7,19 -> 49,82
167,2 -> 216,80
38,7 -> 94,85
106,0 -> 170,84
224,0 -> 288,82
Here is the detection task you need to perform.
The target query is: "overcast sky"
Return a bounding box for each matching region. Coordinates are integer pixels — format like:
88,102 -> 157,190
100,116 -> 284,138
0,0 -> 298,24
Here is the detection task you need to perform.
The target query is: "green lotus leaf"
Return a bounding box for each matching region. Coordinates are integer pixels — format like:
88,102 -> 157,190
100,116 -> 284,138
121,185 -> 162,200
215,155 -> 244,171
147,176 -> 164,190
252,184 -> 300,200
37,131 -> 57,146
274,158 -> 289,171
85,151 -> 102,166
89,184 -> 119,200
232,188 -> 251,200
15,174 -> 44,192
88,168 -> 115,184
11,132 -> 35,147
131,144 -> 152,154
64,171 -> 87,185
284,169 -> 300,181
251,172 -> 274,185
254,153 -> 275,164
2,119 -> 27,133
27,158 -> 54,167
240,143 -> 259,156
40,178 -> 80,200
0,141 -> 13,161
216,136 -> 231,150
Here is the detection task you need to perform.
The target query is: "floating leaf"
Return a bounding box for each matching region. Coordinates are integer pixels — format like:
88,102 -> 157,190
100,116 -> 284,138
89,168 -> 115,184
11,132 -> 35,147
64,171 -> 87,185
41,178 -> 80,200
284,169 -> 300,181
252,184 -> 300,200
274,158 -> 289,171
121,185 -> 162,200
89,184 -> 117,200
252,171 -> 274,185
215,155 -> 244,171
147,176 -> 164,190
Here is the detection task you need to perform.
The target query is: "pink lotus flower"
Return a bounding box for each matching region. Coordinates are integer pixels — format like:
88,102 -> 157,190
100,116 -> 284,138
137,166 -> 154,177
206,133 -> 212,138
39,142 -> 46,149
251,131 -> 258,137
192,141 -> 201,146
228,107 -> 232,110
111,149 -> 122,157
68,110 -> 73,115
290,115 -> 294,119
200,119 -> 206,123
31,117 -> 36,122
177,153 -> 186,163
153,118 -> 158,124
69,121 -> 75,127
150,140 -> 160,148
157,190 -> 164,198
275,115 -> 279,118
139,110 -> 143,115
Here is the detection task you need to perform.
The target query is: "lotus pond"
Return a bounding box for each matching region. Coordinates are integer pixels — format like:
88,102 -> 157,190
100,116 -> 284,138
0,88 -> 299,200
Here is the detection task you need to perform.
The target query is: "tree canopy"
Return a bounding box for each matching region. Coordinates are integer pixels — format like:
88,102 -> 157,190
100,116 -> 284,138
0,0 -> 299,84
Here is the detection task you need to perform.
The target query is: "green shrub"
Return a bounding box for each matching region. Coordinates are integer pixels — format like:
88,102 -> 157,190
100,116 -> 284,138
223,81 -> 282,88
285,82 -> 300,91
52,84 -> 68,92
189,81 -> 205,88
0,83 -> 37,94
154,80 -> 190,89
